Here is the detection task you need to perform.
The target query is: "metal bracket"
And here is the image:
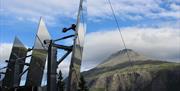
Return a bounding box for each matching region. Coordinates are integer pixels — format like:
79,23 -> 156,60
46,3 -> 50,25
62,24 -> 76,32
53,44 -> 72,51
0,66 -> 7,70
0,72 -> 6,79
57,50 -> 72,65
19,67 -> 29,77
54,34 -> 75,42
5,55 -> 32,65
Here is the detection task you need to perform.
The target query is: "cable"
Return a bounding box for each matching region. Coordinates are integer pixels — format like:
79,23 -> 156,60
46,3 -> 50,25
106,0 -> 133,68
106,2 -> 136,91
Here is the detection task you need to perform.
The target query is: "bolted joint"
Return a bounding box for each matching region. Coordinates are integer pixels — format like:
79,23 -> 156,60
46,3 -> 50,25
44,40 -> 53,46
53,44 -> 73,51
27,48 -> 33,52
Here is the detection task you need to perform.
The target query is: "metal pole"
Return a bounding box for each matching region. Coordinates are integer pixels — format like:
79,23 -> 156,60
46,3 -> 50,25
47,40 -> 57,91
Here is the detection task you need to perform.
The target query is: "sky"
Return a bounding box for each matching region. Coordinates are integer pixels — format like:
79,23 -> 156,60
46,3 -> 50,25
0,0 -> 180,84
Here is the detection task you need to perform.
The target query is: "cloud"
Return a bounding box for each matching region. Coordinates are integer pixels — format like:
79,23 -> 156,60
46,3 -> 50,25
1,0 -> 82,25
170,3 -> 180,11
81,26 -> 180,71
88,0 -> 180,21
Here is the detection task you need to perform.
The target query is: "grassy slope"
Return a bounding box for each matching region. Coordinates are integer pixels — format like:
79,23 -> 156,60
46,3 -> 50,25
84,61 -> 180,91
86,61 -> 180,80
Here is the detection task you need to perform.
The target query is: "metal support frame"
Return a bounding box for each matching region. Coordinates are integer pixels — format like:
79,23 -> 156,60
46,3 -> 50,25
0,67 -> 7,70
1,48 -> 32,88
47,41 -> 73,91
0,72 -> 5,74
47,40 -> 57,91
5,55 -> 32,64
19,67 -> 29,77
4,54 -> 31,72
62,24 -> 76,32
47,24 -> 76,91
0,72 -> 5,79
54,34 -> 75,42
57,50 -> 72,65
53,44 -> 72,51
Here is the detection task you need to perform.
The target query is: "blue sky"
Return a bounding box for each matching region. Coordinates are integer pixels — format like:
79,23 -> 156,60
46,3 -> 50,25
0,0 -> 179,45
0,0 -> 180,79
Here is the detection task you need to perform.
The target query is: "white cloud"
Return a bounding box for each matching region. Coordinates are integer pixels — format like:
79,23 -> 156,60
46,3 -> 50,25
159,11 -> 180,19
1,0 -> 179,25
81,26 -> 180,71
170,3 -> 180,11
88,0 -> 180,21
2,0 -> 82,25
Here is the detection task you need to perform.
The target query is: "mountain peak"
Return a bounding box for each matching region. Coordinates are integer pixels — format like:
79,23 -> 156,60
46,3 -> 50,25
97,49 -> 147,68
121,49 -> 133,53
112,49 -> 134,56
